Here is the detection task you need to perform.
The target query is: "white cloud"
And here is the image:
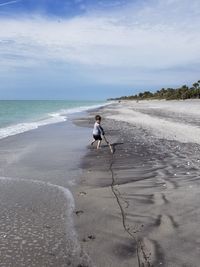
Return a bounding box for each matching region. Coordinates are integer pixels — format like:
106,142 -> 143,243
0,0 -> 200,86
0,0 -> 20,7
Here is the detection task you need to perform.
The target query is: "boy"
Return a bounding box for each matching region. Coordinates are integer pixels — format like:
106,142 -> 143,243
91,115 -> 105,149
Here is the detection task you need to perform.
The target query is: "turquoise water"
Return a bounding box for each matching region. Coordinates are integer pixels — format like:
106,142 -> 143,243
0,100 -> 105,139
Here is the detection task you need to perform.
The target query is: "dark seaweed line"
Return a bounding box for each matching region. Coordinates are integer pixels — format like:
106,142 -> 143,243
108,148 -> 152,267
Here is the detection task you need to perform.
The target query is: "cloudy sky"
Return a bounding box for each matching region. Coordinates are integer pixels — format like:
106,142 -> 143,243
0,0 -> 200,100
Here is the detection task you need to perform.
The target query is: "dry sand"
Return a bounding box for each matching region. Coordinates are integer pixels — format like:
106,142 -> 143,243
107,100 -> 200,144
73,100 -> 200,267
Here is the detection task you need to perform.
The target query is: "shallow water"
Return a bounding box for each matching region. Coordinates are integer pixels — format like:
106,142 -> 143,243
0,100 -> 104,139
0,114 -> 93,266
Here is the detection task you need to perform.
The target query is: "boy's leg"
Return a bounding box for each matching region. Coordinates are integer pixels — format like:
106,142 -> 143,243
91,137 -> 97,146
91,139 -> 96,146
97,140 -> 101,149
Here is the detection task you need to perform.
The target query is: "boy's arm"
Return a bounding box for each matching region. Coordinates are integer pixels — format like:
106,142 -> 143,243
99,125 -> 105,135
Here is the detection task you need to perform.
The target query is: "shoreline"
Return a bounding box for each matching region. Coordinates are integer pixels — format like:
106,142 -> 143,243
0,113 -> 93,267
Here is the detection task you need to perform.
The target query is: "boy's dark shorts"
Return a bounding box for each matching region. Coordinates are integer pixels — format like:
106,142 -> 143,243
93,135 -> 102,141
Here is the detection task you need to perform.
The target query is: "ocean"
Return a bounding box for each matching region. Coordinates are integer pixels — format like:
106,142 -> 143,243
0,100 -> 105,139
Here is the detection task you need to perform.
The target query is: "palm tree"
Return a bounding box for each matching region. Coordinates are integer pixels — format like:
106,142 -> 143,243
193,83 -> 199,89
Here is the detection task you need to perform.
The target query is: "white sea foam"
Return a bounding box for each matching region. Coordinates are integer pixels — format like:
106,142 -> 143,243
0,176 -> 75,213
48,102 -> 110,117
0,176 -> 79,247
0,102 -> 109,140
0,113 -> 67,140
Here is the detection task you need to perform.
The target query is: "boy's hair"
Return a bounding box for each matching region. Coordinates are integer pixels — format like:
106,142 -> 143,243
95,115 -> 101,121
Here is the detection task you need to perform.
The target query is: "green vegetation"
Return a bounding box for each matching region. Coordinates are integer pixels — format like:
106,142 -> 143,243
109,80 -> 200,101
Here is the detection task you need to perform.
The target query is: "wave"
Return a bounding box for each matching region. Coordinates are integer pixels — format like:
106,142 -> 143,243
0,176 -> 80,251
0,102 -> 109,140
48,102 -> 108,117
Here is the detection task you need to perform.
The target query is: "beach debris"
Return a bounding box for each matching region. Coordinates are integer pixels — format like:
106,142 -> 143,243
88,235 -> 96,240
44,225 -> 51,229
82,235 -> 96,242
75,210 -> 84,216
79,191 -> 87,196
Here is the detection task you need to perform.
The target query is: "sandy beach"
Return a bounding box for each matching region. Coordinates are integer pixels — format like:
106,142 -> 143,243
0,100 -> 200,266
2,0 -> 200,266
73,100 -> 200,267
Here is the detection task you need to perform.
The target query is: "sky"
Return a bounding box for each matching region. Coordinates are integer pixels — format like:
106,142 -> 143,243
0,0 -> 200,100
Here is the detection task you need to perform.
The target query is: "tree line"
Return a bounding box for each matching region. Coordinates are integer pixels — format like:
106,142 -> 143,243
109,80 -> 200,101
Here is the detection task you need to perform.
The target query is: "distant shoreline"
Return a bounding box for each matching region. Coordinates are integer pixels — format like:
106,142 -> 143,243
108,80 -> 200,101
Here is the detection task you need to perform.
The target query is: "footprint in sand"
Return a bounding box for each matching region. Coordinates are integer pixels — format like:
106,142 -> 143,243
154,214 -> 178,237
75,210 -> 84,216
142,215 -> 179,265
82,235 -> 96,242
79,191 -> 87,196
153,192 -> 169,205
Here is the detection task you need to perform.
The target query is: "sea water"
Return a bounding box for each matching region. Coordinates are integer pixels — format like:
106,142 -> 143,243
0,100 -> 105,139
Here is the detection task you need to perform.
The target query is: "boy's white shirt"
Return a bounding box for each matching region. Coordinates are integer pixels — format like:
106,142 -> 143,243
93,122 -> 104,135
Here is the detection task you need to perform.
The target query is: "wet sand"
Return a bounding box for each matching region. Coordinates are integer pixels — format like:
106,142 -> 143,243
0,116 -> 93,267
73,101 -> 200,267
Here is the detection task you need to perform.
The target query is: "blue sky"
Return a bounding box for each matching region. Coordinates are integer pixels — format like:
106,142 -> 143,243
0,0 -> 200,100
